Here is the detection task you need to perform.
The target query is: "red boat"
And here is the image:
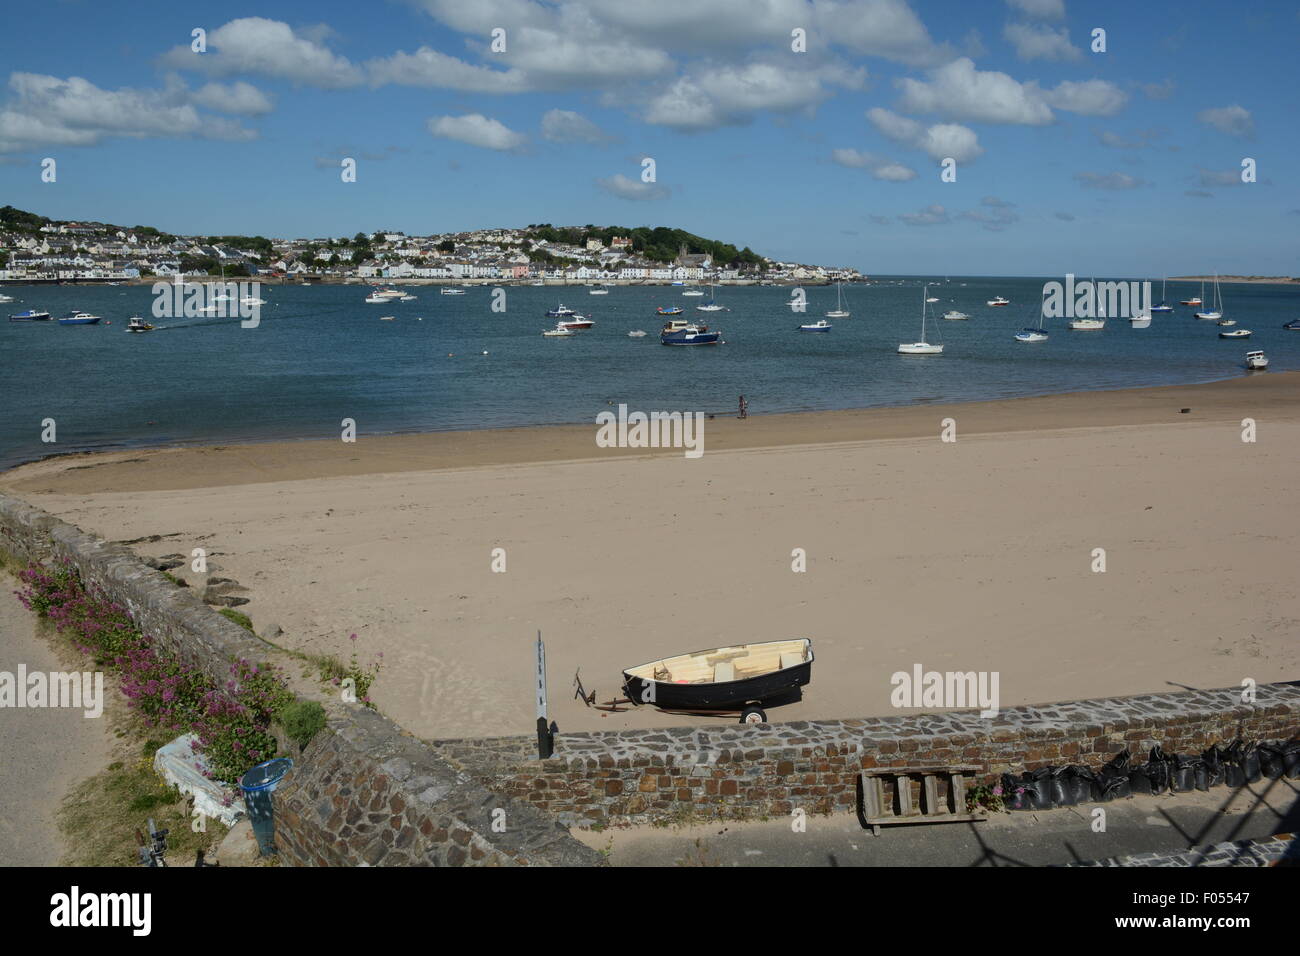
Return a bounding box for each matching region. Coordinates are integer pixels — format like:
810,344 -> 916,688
557,315 -> 594,329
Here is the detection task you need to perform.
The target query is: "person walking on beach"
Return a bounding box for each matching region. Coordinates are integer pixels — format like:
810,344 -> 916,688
738,394 -> 748,419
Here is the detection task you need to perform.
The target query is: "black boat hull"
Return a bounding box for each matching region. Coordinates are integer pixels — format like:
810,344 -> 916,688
622,660 -> 812,711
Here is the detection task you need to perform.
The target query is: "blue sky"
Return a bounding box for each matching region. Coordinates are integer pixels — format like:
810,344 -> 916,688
1,0 -> 1296,276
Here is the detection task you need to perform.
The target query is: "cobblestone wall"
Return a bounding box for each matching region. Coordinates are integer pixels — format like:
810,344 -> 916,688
0,492 -> 603,867
433,685 -> 1300,827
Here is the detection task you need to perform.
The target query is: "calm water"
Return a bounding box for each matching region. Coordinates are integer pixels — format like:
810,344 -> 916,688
2,277 -> 1297,471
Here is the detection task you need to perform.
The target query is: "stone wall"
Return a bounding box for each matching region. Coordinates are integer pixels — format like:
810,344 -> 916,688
0,492 -> 603,867
433,684 -> 1300,827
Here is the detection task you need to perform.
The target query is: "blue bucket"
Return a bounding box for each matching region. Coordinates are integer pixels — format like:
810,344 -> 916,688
240,757 -> 293,855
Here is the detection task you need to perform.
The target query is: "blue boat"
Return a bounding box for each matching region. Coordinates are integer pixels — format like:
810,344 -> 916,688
1284,318 -> 1300,331
798,319 -> 832,332
660,319 -> 721,346
8,309 -> 51,321
57,311 -> 102,325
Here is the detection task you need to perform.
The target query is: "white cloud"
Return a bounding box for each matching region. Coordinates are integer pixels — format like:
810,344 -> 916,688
541,109 -> 612,143
366,48 -> 528,92
644,61 -> 863,129
190,81 -> 274,115
958,195 -> 1019,230
0,72 -> 257,152
427,113 -> 527,150
831,148 -> 917,181
1005,0 -> 1065,19
866,107 -> 983,163
1004,22 -> 1081,61
160,18 -> 363,88
813,0 -> 955,66
596,173 -> 669,200
1196,104 -> 1254,137
898,203 -> 949,225
896,58 -> 1127,124
1045,79 -> 1127,116
898,57 -> 1053,124
1074,171 -> 1147,189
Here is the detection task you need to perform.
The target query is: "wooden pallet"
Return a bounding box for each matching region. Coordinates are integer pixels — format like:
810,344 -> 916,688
857,766 -> 987,835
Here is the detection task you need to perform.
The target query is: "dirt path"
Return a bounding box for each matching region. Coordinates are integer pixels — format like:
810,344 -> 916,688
0,571 -> 116,865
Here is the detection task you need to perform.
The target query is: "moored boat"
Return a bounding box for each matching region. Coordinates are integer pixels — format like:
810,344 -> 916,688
660,319 -> 720,346
57,311 -> 101,325
1218,328 -> 1251,338
546,303 -> 578,317
1245,350 -> 1268,370
556,315 -> 594,329
1283,319 -> 1300,331
655,306 -> 684,316
621,638 -> 813,722
542,324 -> 574,337
899,285 -> 943,354
1068,317 -> 1105,330
941,310 -> 969,320
987,296 -> 1010,307
9,309 -> 51,321
798,319 -> 832,332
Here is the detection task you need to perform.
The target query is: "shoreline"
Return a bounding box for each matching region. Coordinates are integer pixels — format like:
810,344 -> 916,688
4,371 -> 1297,495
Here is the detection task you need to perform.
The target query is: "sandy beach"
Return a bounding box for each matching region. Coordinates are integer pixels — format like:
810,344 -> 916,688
4,373 -> 1298,741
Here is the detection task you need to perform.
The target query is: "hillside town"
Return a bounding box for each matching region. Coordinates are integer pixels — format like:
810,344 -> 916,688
0,211 -> 864,286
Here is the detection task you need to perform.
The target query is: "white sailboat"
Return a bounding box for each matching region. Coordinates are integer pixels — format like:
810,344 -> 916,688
695,284 -> 724,312
1151,277 -> 1173,312
1194,274 -> 1223,320
1015,308 -> 1049,342
825,281 -> 850,318
899,285 -> 943,354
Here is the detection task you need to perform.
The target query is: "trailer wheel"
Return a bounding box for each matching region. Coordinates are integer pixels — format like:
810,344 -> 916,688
740,706 -> 767,724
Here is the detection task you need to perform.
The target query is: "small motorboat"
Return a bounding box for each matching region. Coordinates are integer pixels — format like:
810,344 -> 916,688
1150,303 -> 1174,313
542,325 -> 574,337
1130,311 -> 1151,328
126,317 -> 154,333
925,296 -> 939,303
627,330 -> 647,337
1283,319 -> 1300,331
546,303 -> 578,317
656,306 -> 684,316
8,309 -> 51,321
57,311 -> 101,325
241,296 -> 267,306
379,315 -> 395,321
1219,328 -> 1251,338
942,310 -> 969,320
660,319 -> 721,346
557,315 -> 594,329
1180,297 -> 1202,306
618,638 -> 813,723
364,293 -> 389,304
681,289 -> 704,297
798,319 -> 832,332
987,296 -> 1010,307
0,293 -> 15,303
1217,318 -> 1236,327
399,294 -> 417,302
440,288 -> 466,295
588,287 -> 609,295
1068,318 -> 1105,330
1245,350 -> 1268,370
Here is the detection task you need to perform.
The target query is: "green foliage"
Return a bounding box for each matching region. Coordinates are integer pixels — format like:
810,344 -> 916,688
0,205 -> 49,229
276,699 -> 327,748
523,224 -> 763,267
219,608 -> 254,632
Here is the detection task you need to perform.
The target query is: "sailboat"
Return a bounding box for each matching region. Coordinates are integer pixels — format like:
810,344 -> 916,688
1194,275 -> 1223,320
898,285 -> 943,354
1015,307 -> 1049,342
825,281 -> 850,318
695,284 -> 724,312
1151,277 -> 1173,312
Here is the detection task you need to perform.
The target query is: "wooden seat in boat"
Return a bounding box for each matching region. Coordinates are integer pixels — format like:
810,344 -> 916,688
713,661 -> 735,682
